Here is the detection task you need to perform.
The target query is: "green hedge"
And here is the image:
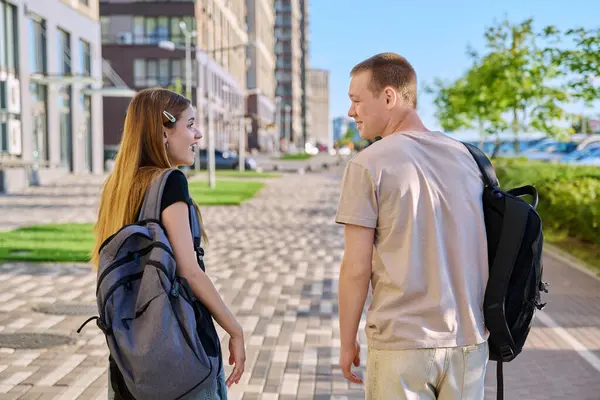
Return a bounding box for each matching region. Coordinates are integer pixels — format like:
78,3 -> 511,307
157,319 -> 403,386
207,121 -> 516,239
492,158 -> 600,246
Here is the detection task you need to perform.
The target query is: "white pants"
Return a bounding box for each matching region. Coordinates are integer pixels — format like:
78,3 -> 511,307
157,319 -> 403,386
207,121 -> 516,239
366,342 -> 489,400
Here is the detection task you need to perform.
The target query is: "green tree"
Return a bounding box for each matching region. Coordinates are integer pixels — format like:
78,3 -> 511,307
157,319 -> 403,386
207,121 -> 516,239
428,18 -> 570,155
473,18 -> 569,149
554,27 -> 600,121
336,127 -> 357,148
167,78 -> 184,95
426,55 -> 509,155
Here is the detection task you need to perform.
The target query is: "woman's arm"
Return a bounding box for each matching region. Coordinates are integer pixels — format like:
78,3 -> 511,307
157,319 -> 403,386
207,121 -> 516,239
161,201 -> 241,338
162,201 -> 245,386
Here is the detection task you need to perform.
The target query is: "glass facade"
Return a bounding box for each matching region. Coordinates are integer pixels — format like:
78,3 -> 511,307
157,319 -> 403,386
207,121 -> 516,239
79,39 -> 91,76
0,1 -> 19,155
0,1 -> 17,73
81,94 -> 93,172
133,58 -> 191,88
57,28 -> 71,75
28,12 -> 49,162
131,16 -> 195,45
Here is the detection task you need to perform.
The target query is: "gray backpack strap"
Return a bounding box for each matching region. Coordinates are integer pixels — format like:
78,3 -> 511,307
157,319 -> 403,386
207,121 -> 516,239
138,169 -> 175,221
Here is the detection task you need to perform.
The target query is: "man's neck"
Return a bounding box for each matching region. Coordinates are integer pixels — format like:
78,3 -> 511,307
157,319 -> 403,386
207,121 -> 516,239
382,110 -> 429,138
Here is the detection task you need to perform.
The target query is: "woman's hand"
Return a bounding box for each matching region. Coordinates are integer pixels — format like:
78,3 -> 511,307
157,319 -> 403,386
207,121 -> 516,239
226,331 -> 246,387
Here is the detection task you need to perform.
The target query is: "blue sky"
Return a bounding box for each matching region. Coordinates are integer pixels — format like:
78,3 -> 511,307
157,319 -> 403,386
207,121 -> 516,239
309,0 -> 599,133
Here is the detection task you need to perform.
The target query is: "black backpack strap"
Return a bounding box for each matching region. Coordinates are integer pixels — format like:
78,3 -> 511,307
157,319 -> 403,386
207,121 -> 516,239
462,142 -> 500,189
485,199 -> 531,359
187,198 -> 206,271
497,361 -> 504,400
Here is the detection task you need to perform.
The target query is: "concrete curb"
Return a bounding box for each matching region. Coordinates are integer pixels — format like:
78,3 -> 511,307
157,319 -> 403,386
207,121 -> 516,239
544,243 -> 600,282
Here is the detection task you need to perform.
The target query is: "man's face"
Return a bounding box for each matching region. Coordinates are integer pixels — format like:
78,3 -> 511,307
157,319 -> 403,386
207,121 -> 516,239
347,70 -> 388,141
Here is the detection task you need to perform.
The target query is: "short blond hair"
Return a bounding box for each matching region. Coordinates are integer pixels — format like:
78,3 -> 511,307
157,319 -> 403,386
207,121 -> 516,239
351,52 -> 417,108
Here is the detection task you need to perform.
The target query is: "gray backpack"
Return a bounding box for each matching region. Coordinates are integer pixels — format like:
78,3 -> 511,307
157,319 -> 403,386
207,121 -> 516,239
78,169 -> 221,399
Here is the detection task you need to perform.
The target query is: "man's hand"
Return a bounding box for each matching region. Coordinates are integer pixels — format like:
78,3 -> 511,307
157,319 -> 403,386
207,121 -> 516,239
340,340 -> 363,384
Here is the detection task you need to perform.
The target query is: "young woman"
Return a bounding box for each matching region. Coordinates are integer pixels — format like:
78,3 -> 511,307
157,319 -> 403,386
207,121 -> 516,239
92,87 -> 245,398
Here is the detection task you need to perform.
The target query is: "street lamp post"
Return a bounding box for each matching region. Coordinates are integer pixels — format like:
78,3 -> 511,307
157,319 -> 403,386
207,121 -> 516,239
179,22 -> 196,100
274,97 -> 282,154
284,104 -> 292,153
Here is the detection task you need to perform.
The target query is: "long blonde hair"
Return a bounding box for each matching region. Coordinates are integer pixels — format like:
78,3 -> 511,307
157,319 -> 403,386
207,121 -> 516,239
91,87 -> 207,268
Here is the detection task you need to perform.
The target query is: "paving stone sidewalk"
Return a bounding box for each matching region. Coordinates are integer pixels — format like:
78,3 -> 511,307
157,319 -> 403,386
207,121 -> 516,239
0,169 -> 599,399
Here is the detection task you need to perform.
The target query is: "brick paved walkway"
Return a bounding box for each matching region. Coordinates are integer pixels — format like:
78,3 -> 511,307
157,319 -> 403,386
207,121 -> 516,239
0,169 -> 599,399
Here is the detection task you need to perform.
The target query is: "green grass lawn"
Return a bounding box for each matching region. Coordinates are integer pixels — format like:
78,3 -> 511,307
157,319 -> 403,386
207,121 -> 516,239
188,180 -> 264,205
0,223 -> 95,263
0,180 -> 264,263
189,169 -> 281,179
214,170 -> 280,179
279,153 -> 313,161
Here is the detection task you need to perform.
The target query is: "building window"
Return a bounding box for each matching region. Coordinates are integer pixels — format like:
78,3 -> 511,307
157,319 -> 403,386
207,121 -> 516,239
57,28 -> 71,75
58,87 -> 72,169
100,16 -> 110,41
79,39 -> 91,76
28,13 -> 46,74
131,16 -> 195,45
0,1 -> 17,73
80,94 -> 93,171
134,58 -> 193,88
30,82 -> 48,162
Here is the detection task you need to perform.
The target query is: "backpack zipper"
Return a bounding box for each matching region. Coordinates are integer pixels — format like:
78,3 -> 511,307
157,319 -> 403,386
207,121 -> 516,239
96,242 -> 174,293
99,271 -> 145,327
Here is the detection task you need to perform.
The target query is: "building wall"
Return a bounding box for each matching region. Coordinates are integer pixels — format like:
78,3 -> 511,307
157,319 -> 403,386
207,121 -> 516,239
307,68 -> 329,148
275,0 -> 302,146
196,0 -> 248,151
99,1 -> 196,149
1,0 -> 103,193
246,0 -> 276,151
198,0 -> 247,90
246,0 -> 275,100
299,0 -> 309,146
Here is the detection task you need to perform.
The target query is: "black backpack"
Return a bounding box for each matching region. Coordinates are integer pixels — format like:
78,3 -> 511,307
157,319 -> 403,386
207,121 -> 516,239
463,143 -> 549,400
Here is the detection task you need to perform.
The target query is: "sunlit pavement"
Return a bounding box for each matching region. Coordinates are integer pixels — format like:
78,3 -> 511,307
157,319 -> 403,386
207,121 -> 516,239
0,168 -> 598,399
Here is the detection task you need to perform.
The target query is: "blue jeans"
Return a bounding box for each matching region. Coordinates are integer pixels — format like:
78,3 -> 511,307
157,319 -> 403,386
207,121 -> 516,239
107,365 -> 228,399
186,366 -> 228,400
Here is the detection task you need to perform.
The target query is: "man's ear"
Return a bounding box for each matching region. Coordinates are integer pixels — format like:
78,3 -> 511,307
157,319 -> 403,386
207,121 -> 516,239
384,87 -> 397,109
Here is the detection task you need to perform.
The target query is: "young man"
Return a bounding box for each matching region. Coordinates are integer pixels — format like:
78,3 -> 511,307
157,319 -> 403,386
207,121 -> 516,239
335,52 -> 489,399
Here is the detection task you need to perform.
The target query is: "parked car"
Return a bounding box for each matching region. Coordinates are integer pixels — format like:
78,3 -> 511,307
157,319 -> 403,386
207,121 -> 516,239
571,147 -> 600,166
562,143 -> 600,163
197,149 -> 257,170
525,134 -> 600,162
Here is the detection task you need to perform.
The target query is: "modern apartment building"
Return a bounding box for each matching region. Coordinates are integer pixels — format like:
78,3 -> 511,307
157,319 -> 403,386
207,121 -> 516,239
245,0 -> 276,152
307,68 -> 329,149
0,0 -> 104,193
196,0 -> 248,151
274,0 -> 302,147
100,0 -> 196,152
100,0 -> 248,155
299,0 -> 309,146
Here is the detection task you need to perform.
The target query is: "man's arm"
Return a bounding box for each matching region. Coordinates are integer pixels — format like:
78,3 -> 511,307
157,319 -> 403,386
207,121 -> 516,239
338,223 -> 374,384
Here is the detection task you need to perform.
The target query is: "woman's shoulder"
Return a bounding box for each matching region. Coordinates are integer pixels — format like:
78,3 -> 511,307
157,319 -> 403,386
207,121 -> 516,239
161,169 -> 190,211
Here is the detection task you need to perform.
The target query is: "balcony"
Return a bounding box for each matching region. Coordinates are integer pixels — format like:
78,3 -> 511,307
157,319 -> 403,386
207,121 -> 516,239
102,33 -> 188,47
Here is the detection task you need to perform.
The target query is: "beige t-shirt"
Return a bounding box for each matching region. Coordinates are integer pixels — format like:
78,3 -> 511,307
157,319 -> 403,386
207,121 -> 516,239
335,131 -> 489,350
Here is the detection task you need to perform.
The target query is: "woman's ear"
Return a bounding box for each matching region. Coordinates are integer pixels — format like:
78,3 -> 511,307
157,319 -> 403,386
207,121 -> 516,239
164,131 -> 168,144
